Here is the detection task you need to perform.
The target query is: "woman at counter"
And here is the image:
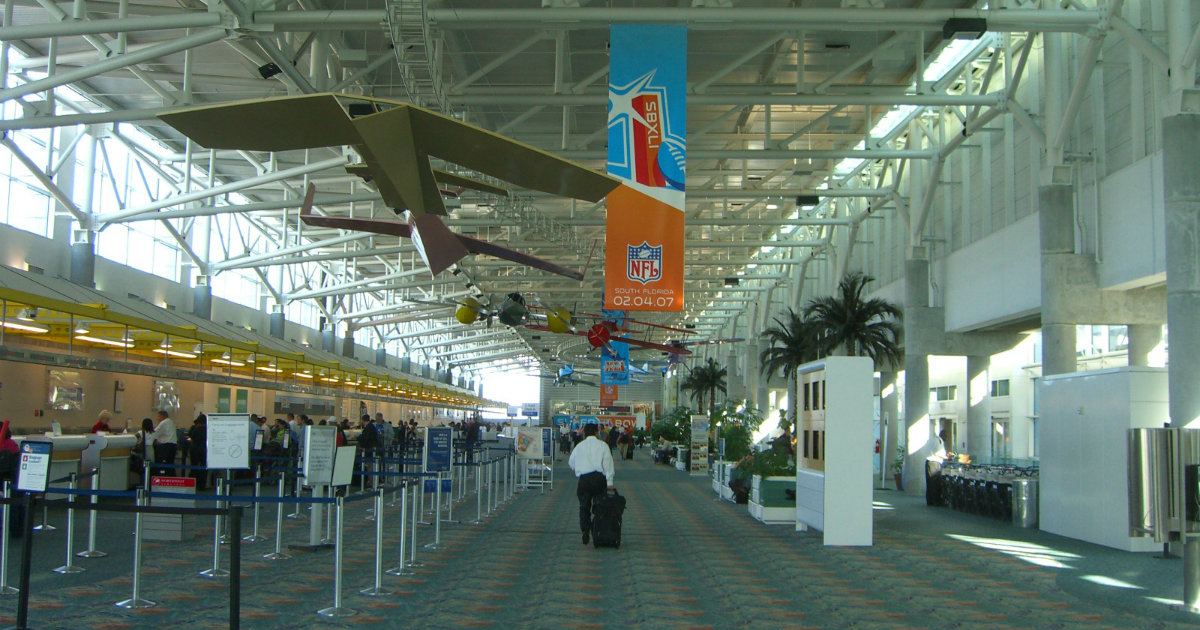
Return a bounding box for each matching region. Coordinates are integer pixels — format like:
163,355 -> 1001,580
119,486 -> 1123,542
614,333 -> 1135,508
131,417 -> 155,475
91,410 -> 112,434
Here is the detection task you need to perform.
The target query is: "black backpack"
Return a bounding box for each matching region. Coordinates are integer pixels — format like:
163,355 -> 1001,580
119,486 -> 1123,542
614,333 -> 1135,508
0,449 -> 17,484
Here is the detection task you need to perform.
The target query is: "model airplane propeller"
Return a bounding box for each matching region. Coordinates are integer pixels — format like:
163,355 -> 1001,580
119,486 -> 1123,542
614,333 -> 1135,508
158,93 -> 621,279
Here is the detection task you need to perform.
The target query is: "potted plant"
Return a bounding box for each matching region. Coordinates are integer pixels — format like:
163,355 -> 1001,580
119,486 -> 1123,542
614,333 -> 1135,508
743,449 -> 797,524
891,442 -> 905,491
711,400 -> 762,499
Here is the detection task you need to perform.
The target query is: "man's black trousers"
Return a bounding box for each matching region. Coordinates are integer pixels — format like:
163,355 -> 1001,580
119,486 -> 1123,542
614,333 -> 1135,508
576,471 -> 607,534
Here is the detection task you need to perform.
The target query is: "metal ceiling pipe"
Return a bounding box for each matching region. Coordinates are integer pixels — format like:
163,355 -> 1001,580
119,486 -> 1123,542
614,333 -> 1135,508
119,193 -> 386,224
408,330 -> 515,352
429,340 -> 526,360
222,245 -> 412,271
253,9 -> 387,29
0,28 -> 226,103
211,232 -> 366,272
0,13 -> 220,39
98,155 -> 350,224
557,148 -> 935,160
426,8 -> 1100,32
686,188 -> 890,199
284,267 -> 430,301
449,92 -> 1005,107
389,323 -> 475,340
0,106 -> 170,131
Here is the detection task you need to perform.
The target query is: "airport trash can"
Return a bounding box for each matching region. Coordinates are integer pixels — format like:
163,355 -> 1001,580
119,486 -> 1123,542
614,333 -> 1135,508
1012,478 -> 1038,528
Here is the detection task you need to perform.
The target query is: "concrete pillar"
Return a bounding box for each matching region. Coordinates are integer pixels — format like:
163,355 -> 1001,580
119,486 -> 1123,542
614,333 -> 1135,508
1164,86 -> 1200,613
879,370 -> 900,488
321,329 -> 336,353
1040,183 -> 1077,376
966,355 -> 989,457
1127,324 -> 1161,367
68,231 -> 95,287
342,331 -> 355,358
375,347 -> 387,367
269,310 -> 285,339
903,255 -> 932,493
192,276 -> 212,319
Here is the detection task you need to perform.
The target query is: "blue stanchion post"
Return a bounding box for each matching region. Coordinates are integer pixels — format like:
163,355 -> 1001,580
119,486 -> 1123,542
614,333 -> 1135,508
263,475 -> 291,561
0,481 -> 18,596
115,489 -> 155,609
52,473 -> 84,574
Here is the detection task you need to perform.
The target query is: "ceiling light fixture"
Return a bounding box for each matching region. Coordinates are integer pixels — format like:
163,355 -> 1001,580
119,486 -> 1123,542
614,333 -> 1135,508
74,334 -> 132,348
2,320 -> 49,334
154,348 -> 197,359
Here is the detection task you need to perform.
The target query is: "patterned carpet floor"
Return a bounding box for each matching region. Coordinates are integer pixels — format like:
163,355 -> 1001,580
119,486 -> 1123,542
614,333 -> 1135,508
0,452 -> 1195,629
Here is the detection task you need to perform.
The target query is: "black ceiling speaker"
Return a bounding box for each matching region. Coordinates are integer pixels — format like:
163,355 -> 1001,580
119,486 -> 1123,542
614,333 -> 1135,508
942,18 -> 987,39
257,63 -> 282,79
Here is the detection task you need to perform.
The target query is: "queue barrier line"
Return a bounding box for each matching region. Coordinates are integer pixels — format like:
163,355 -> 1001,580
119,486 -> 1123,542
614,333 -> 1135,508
147,490 -> 338,506
4,446 -> 520,624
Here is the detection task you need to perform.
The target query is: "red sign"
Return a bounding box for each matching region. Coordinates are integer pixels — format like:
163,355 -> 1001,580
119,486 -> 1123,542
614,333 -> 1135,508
151,476 -> 196,489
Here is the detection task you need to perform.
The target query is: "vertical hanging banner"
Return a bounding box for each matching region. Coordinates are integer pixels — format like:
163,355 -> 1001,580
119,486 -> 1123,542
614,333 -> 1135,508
605,24 -> 686,312
600,341 -> 631,386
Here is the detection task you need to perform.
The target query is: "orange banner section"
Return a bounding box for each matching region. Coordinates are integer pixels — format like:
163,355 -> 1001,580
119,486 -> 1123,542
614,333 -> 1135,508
604,184 -> 684,312
600,384 -> 618,406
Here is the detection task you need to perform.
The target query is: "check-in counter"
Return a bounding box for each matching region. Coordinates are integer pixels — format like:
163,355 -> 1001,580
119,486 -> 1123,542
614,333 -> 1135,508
15,434 -> 90,498
82,433 -> 138,491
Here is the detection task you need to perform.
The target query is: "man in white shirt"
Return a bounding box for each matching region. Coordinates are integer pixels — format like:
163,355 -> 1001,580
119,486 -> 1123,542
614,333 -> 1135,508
151,410 -> 177,474
568,423 -> 615,545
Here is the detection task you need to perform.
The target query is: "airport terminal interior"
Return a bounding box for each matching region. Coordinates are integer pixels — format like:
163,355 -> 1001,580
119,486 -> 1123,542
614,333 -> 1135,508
1,0 -> 1200,628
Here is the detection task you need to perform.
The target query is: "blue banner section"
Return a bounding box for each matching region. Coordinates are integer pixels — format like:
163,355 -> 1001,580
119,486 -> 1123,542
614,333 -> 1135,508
607,25 -> 687,189
600,341 -> 631,386
542,427 -> 553,458
424,427 -> 453,473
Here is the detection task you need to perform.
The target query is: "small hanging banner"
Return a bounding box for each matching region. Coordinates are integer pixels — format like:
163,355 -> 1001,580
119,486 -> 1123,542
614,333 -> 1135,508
605,24 -> 686,312
600,384 -> 619,407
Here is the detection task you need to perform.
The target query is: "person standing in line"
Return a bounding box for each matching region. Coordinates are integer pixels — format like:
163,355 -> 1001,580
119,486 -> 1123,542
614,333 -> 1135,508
150,409 -> 177,475
188,414 -> 208,491
568,423 -> 615,546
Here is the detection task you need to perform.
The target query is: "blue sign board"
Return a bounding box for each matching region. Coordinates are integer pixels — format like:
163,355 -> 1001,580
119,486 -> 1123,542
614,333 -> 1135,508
16,440 -> 52,494
423,478 -> 453,493
424,427 -> 453,473
542,427 -> 553,458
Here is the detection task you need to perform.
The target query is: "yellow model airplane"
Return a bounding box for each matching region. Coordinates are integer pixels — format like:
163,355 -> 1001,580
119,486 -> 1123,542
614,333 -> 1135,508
159,93 -> 620,277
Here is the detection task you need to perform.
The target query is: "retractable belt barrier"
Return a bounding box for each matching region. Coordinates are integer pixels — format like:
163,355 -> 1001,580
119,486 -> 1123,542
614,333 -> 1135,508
5,446 -> 518,624
0,492 -> 245,630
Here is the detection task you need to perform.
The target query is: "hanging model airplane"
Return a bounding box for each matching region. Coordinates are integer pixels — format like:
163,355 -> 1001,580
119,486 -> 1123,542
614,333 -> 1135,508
537,365 -> 598,387
525,308 -> 696,356
158,93 -> 621,279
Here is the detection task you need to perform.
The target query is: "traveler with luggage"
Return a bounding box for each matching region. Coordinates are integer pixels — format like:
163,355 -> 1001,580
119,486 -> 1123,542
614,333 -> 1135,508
567,423 -> 615,546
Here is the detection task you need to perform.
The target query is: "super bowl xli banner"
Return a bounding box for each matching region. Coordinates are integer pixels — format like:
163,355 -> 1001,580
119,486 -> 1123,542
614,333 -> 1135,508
604,24 -> 686,312
600,341 -> 630,386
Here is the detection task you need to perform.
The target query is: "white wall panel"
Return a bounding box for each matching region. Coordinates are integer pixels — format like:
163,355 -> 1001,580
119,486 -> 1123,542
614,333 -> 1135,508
942,214 -> 1041,332
1040,367 -> 1165,552
1096,153 -> 1166,289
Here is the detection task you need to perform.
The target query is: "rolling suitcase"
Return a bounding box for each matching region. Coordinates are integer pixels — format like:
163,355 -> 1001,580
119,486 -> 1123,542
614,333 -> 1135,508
591,488 -> 626,548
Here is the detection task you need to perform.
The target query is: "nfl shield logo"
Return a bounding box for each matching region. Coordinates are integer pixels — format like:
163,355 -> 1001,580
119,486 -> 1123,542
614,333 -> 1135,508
627,241 -> 662,285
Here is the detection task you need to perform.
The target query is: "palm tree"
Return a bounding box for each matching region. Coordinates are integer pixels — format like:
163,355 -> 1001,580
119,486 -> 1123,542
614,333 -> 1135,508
759,308 -> 821,430
804,271 -> 902,366
684,358 -> 728,416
